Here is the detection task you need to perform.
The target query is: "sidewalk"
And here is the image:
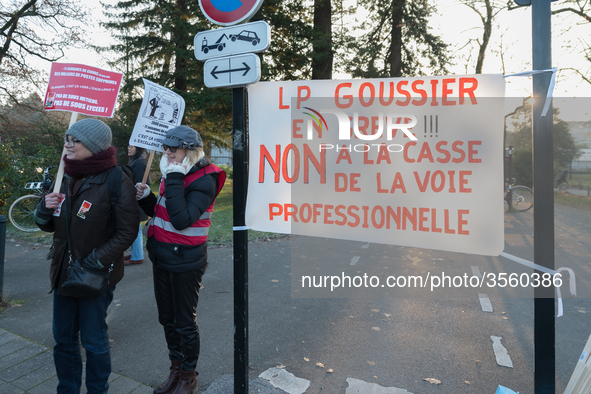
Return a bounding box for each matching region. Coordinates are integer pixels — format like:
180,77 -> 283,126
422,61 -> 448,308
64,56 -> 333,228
0,239 -> 286,394
563,187 -> 591,197
0,328 -> 153,394
0,327 -> 282,394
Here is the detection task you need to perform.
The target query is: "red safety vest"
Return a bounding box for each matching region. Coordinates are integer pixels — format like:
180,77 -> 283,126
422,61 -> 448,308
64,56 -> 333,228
148,164 -> 226,246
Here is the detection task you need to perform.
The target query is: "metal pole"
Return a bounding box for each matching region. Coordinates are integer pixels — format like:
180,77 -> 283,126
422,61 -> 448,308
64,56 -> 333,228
232,87 -> 249,394
507,146 -> 513,211
531,0 -> 555,392
0,215 -> 5,303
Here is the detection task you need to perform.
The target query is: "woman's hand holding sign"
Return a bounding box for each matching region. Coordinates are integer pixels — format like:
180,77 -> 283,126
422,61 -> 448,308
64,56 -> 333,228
136,183 -> 150,200
44,193 -> 65,209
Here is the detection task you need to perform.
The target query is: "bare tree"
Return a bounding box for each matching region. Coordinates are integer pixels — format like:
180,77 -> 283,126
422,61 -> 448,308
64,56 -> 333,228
460,0 -> 508,74
0,0 -> 87,106
551,0 -> 591,85
552,0 -> 591,22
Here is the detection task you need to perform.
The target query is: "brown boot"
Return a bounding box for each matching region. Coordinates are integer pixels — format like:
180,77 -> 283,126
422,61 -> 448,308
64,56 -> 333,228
153,360 -> 182,394
172,369 -> 198,394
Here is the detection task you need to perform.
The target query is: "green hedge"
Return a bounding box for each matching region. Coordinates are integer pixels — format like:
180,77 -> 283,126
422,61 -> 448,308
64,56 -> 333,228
0,142 -> 61,215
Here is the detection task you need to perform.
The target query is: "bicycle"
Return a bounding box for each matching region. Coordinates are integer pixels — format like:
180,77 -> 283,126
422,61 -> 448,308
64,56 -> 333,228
555,180 -> 569,192
505,179 -> 533,212
8,166 -> 55,232
555,170 -> 569,191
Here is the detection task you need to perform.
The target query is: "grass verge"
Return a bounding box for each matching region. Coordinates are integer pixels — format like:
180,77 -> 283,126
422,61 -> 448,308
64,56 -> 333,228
207,179 -> 286,247
554,191 -> 591,212
3,223 -> 52,245
0,299 -> 24,313
569,173 -> 591,190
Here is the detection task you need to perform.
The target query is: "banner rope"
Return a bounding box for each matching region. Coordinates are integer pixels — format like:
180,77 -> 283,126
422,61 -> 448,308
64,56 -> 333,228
503,67 -> 557,117
499,251 -> 576,317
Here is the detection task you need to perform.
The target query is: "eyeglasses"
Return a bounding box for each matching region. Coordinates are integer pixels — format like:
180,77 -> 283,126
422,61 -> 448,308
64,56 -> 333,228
162,144 -> 178,153
64,137 -> 80,147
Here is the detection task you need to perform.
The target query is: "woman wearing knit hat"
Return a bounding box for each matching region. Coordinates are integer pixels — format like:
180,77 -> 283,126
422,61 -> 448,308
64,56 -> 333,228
34,118 -> 140,394
136,125 -> 226,394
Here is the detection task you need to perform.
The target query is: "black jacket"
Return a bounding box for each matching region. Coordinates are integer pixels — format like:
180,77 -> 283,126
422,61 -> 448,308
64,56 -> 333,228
35,168 -> 140,296
139,160 -> 220,273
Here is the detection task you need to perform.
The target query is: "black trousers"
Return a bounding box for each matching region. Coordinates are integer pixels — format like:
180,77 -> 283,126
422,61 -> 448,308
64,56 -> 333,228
153,264 -> 203,371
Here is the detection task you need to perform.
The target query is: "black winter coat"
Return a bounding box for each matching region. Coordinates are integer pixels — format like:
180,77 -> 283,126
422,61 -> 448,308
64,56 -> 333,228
138,161 -> 219,273
35,169 -> 140,296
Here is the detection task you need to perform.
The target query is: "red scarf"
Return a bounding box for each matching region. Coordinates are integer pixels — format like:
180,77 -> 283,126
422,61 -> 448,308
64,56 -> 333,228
63,146 -> 117,179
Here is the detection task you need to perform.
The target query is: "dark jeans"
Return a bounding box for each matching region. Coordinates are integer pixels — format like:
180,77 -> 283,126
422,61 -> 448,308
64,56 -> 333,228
53,287 -> 115,394
153,264 -> 203,371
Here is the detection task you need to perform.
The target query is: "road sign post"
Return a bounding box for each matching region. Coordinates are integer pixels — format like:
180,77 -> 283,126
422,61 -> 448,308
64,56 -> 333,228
531,0 -> 555,392
232,87 -> 249,394
197,1 -> 268,393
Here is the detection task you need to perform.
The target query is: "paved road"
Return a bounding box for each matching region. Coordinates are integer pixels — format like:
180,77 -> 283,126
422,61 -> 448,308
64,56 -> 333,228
561,187 -> 590,197
0,201 -> 590,393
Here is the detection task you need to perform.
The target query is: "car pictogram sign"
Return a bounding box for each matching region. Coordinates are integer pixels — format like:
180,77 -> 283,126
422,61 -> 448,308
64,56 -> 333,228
199,0 -> 264,26
194,21 -> 271,61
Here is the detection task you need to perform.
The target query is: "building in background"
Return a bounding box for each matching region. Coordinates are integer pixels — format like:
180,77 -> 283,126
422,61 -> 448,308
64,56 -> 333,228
210,146 -> 232,166
568,121 -> 591,172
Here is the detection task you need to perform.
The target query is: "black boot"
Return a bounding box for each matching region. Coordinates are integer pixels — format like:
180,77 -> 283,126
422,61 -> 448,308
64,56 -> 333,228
172,369 -> 198,394
153,360 -> 182,394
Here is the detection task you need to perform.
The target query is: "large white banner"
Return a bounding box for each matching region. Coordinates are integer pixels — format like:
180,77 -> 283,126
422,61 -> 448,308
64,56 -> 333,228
247,75 -> 505,256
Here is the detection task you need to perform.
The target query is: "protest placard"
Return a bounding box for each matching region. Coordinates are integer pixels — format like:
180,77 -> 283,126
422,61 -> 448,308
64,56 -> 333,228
43,63 -> 123,118
247,75 -> 505,256
43,62 -> 124,192
129,79 -> 186,153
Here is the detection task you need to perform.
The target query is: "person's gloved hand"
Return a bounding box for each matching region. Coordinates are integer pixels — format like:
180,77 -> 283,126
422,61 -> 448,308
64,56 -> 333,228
80,249 -> 105,270
162,163 -> 190,176
160,156 -> 190,176
136,183 -> 151,200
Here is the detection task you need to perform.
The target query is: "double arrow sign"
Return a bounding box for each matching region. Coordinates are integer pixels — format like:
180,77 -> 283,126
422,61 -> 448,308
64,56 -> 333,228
204,54 -> 260,88
210,61 -> 250,79
196,21 -> 270,89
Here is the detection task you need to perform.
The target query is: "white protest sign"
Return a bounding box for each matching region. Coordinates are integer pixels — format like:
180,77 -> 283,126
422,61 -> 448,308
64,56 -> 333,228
129,78 -> 186,152
247,75 -> 505,256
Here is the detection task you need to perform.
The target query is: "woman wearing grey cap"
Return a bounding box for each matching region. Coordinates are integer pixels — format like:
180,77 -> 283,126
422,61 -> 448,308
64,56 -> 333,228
34,118 -> 140,394
136,125 -> 226,394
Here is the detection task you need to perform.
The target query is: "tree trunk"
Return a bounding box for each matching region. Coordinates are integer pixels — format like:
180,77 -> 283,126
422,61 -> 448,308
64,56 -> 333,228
173,0 -> 188,91
312,0 -> 332,79
475,0 -> 492,74
388,0 -> 404,77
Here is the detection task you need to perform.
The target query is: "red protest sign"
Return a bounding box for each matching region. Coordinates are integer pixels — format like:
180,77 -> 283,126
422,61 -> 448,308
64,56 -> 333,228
43,63 -> 123,118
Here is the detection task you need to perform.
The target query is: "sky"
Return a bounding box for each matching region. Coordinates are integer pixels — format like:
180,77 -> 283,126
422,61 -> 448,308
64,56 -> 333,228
46,0 -> 591,121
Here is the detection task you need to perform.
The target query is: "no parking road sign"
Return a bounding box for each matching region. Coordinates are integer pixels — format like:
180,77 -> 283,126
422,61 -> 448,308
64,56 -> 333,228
199,0 -> 264,26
